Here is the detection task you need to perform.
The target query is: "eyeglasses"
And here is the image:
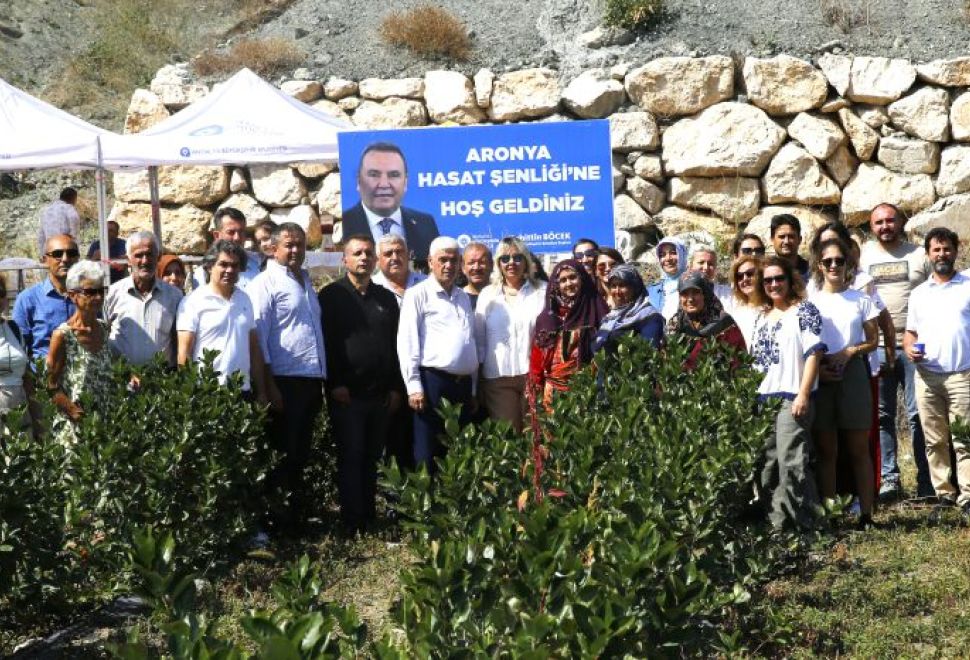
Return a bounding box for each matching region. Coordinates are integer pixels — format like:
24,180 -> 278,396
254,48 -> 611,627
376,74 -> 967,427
736,269 -> 756,280
46,248 -> 80,260
498,254 -> 526,265
574,249 -> 597,259
739,247 -> 766,256
763,275 -> 788,284
74,287 -> 106,298
596,262 -> 616,272
821,257 -> 846,268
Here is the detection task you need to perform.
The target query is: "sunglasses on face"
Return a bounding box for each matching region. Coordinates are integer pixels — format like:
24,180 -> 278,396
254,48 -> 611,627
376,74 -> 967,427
763,275 -> 788,285
498,254 -> 526,265
740,246 -> 766,256
596,262 -> 616,272
821,257 -> 846,268
574,249 -> 597,259
737,269 -> 756,280
47,248 -> 80,260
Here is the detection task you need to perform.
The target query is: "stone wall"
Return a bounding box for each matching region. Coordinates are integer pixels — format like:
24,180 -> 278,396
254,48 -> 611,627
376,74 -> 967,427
112,56 -> 970,257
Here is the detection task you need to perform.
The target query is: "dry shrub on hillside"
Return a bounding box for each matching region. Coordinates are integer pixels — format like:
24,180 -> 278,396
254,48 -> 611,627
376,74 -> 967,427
603,0 -> 664,29
818,0 -> 868,33
379,4 -> 471,61
193,37 -> 305,76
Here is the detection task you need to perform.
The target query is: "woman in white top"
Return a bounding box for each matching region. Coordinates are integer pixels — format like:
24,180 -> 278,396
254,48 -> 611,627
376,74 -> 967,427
475,237 -> 546,432
808,237 -> 879,529
727,254 -> 766,350
750,256 -> 825,530
0,274 -> 30,418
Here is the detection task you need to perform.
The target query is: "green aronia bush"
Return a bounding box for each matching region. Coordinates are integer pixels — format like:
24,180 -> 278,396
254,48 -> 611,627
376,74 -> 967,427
0,352 -> 273,632
384,337 -> 782,656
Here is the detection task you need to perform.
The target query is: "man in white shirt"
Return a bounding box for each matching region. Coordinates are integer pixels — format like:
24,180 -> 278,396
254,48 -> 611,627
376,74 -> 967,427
176,240 -> 268,402
248,222 -> 327,530
105,230 -> 182,366
904,227 -> 970,523
860,202 -> 932,500
191,207 -> 262,289
37,187 -> 81,259
372,234 -> 426,308
398,236 -> 478,472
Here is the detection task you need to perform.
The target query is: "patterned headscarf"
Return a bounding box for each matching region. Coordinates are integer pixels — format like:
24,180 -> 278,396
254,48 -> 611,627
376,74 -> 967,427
534,259 -> 609,362
592,264 -> 661,352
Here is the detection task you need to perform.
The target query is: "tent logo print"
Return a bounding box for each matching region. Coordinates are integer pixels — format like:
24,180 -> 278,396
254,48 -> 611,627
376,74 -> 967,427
189,124 -> 224,137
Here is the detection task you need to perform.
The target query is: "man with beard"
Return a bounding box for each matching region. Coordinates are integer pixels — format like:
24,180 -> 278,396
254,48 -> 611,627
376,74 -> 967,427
904,227 -> 970,524
859,203 -> 932,500
104,231 -> 182,366
770,214 -> 810,283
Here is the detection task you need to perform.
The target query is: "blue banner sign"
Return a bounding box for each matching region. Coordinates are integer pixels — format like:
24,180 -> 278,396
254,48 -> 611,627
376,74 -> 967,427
337,120 -> 614,253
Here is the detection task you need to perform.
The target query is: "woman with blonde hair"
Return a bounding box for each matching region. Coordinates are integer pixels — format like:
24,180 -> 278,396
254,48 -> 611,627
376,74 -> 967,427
475,237 -> 546,431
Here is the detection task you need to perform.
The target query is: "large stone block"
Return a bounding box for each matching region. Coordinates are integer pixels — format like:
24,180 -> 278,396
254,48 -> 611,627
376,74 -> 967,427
654,206 -> 735,243
907,193 -> 970,241
887,87 -> 950,142
916,58 -> 970,87
487,68 -> 561,121
934,145 -> 970,197
837,108 -> 879,161
249,165 -> 307,207
742,55 -> 828,115
149,63 -> 208,110
315,172 -> 342,218
876,136 -> 939,175
761,142 -> 840,205
841,163 -> 936,223
108,202 -> 211,254
787,112 -> 846,160
217,193 -> 269,225
123,89 -> 170,134
846,57 -> 917,105
352,98 -> 428,128
950,91 -> 970,141
626,177 -> 665,215
269,204 -> 322,247
113,166 -> 229,206
358,77 -> 424,100
668,176 -> 760,222
824,143 -> 858,188
662,102 -> 786,177
310,99 -> 352,123
633,154 -> 663,182
562,71 -> 625,119
473,68 -> 494,109
745,205 -> 833,252
624,56 -> 733,117
324,77 -> 357,100
280,80 -> 323,102
818,53 -> 851,96
613,194 -> 652,231
424,71 -> 485,124
609,111 -> 659,152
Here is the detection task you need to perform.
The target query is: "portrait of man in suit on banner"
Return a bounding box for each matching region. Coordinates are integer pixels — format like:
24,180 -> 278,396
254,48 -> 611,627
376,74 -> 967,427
340,141 -> 440,263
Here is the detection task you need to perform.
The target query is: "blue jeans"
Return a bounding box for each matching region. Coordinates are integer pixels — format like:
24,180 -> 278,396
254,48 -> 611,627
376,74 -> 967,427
878,348 -> 933,496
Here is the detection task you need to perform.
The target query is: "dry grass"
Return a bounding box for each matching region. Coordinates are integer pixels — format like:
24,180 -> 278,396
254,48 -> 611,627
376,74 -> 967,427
603,0 -> 664,29
819,0 -> 868,33
379,4 -> 472,61
192,37 -> 305,77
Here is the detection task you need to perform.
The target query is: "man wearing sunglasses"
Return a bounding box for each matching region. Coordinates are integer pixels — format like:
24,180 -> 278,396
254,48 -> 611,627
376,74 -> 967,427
13,234 -> 79,359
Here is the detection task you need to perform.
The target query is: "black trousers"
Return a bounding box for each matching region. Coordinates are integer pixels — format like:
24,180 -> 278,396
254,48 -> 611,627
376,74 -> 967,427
330,394 -> 390,530
267,376 -> 324,525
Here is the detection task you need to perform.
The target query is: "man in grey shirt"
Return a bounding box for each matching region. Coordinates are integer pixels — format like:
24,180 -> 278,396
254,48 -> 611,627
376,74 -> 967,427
105,230 -> 182,367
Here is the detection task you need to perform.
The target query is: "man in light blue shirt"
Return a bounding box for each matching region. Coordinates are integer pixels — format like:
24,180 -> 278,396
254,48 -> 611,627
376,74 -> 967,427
191,207 -> 262,290
13,234 -> 79,358
248,221 -> 326,531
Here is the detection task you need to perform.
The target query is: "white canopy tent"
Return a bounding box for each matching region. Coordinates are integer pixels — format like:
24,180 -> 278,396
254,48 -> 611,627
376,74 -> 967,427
0,76 -> 120,275
100,67 -> 354,242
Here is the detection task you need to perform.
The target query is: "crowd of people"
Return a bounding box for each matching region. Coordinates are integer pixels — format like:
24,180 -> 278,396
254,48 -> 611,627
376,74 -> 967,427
2,190 -> 969,536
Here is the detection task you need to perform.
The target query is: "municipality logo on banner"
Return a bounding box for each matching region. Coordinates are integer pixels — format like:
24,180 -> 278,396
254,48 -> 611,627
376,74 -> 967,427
336,120 -> 614,254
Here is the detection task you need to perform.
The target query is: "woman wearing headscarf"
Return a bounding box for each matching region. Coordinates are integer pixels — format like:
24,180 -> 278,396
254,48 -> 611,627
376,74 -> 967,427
530,259 -> 608,409
156,254 -> 187,292
646,237 -> 688,320
593,264 -> 664,354
665,271 -> 746,370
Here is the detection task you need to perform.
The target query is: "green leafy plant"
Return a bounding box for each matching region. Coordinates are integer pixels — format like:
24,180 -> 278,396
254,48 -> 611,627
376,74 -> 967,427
603,0 -> 664,29
0,353 -> 274,640
384,337 -> 785,655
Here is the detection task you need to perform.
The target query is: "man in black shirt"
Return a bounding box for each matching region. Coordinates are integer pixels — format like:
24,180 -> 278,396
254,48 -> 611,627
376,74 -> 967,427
319,234 -> 403,533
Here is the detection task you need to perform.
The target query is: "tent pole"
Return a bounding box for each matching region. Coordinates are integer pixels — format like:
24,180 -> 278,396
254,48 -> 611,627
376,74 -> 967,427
148,166 -> 161,239
96,137 -> 110,284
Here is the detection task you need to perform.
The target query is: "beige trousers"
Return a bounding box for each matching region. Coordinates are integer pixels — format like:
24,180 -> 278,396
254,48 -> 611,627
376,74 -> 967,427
914,367 -> 970,505
481,375 -> 527,433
